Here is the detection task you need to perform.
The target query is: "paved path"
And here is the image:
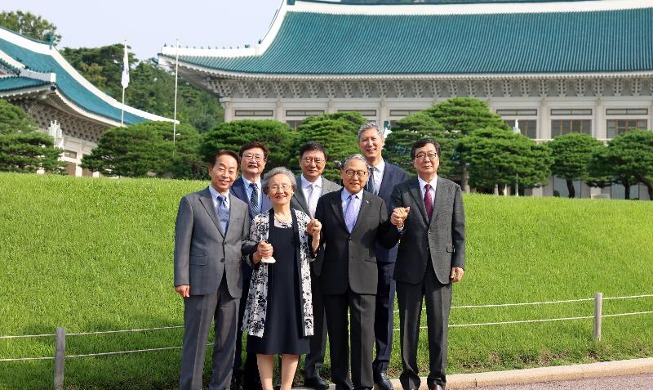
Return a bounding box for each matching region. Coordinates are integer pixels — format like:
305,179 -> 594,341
455,373 -> 653,389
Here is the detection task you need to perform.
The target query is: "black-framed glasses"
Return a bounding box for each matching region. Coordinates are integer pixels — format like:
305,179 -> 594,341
243,153 -> 265,161
302,157 -> 324,164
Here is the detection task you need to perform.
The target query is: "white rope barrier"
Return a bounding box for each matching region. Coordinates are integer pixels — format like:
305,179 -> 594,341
67,325 -> 183,337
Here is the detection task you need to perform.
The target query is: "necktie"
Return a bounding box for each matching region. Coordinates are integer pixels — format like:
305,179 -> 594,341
249,183 -> 260,215
344,194 -> 359,233
216,195 -> 229,233
307,183 -> 317,218
424,184 -> 433,221
366,166 -> 376,194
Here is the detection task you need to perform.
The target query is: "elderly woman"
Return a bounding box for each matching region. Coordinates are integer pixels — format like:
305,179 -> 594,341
242,167 -> 322,390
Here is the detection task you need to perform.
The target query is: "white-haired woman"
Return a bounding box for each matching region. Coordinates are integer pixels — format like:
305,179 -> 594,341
242,167 -> 322,390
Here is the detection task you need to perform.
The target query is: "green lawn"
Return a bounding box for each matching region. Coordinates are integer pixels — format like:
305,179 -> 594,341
0,173 -> 651,389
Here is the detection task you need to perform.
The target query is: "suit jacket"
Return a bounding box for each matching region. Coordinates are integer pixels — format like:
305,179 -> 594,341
291,175 -> 341,276
231,177 -> 272,220
374,161 -> 408,263
174,187 -> 253,297
391,177 -> 466,285
315,189 -> 399,295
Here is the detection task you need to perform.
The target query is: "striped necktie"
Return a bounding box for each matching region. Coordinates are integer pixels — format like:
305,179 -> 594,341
249,183 -> 260,215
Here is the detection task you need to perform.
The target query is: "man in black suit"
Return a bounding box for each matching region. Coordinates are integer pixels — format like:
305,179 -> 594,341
290,141 -> 341,390
357,121 -> 408,390
230,141 -> 272,390
174,150 -> 255,390
389,139 -> 466,390
315,154 -> 400,390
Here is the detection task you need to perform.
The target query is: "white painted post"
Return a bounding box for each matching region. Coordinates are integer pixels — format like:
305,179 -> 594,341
594,293 -> 603,341
54,327 -> 65,390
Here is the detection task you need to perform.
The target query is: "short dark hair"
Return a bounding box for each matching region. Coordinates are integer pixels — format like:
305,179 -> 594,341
410,138 -> 441,160
298,141 -> 328,160
239,141 -> 269,160
210,150 -> 240,166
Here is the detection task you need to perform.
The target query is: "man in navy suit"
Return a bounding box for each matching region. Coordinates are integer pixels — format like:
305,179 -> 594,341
230,141 -> 272,390
390,139 -> 466,390
358,121 -> 408,390
174,150 -> 255,390
290,141 -> 341,390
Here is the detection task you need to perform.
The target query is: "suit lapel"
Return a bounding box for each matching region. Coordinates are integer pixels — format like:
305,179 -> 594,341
431,177 -> 447,223
407,178 -> 429,224
294,176 -> 310,214
199,188 -> 225,236
353,193 -> 372,232
330,189 -> 348,230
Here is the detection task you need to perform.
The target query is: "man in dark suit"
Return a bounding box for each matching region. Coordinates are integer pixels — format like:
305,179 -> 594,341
229,141 -> 272,390
357,121 -> 408,390
315,154 -> 400,390
174,150 -> 255,390
389,139 -> 466,390
290,141 -> 341,390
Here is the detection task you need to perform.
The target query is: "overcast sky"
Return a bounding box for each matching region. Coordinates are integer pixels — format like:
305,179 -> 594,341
1,0 -> 285,60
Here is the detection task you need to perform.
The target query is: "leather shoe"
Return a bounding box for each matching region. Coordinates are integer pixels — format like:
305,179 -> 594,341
373,372 -> 393,390
429,385 -> 444,390
304,375 -> 330,390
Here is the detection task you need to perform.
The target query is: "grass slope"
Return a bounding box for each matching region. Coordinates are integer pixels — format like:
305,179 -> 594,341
0,173 -> 651,389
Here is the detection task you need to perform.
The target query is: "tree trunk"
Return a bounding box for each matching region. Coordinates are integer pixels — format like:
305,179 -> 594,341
566,179 -> 576,198
624,179 -> 631,200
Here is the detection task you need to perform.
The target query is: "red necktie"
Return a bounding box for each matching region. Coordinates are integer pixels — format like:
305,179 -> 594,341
424,184 -> 433,221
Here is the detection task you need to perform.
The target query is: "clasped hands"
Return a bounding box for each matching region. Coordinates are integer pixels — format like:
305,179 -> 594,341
390,206 -> 410,228
253,218 -> 322,264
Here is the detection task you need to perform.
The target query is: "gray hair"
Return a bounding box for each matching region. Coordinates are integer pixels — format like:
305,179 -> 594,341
262,167 -> 297,195
357,121 -> 384,141
341,154 -> 367,170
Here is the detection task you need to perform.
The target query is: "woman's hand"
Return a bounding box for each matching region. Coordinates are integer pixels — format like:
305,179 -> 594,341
254,240 -> 273,264
307,218 -> 322,237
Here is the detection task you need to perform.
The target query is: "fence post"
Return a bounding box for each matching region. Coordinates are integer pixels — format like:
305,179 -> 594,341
54,327 -> 66,390
594,292 -> 603,341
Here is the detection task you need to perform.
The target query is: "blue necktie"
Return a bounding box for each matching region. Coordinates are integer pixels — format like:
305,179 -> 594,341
344,194 -> 359,233
249,183 -> 260,215
216,195 -> 229,233
366,166 -> 376,194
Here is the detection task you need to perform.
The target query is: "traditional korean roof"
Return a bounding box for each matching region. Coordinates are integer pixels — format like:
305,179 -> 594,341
0,26 -> 171,125
159,0 -> 653,79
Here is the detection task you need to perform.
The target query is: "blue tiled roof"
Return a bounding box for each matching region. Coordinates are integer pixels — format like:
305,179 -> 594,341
171,4 -> 653,75
0,76 -> 49,91
0,28 -> 161,125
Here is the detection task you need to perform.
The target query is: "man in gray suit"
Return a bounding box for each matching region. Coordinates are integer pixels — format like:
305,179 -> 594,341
290,141 -> 341,390
174,150 -> 255,390
357,121 -> 408,390
389,139 -> 466,390
315,154 -> 400,390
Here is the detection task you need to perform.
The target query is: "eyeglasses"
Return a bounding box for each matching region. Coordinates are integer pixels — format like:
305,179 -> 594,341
415,152 -> 438,160
302,157 -> 324,164
243,153 -> 265,161
269,184 -> 291,192
344,169 -> 368,178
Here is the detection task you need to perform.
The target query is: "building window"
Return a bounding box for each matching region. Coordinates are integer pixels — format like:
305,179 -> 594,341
389,109 -> 423,117
286,110 -> 324,117
606,108 -> 648,116
496,109 -> 538,116
63,150 -> 78,159
234,110 -> 274,117
337,109 -> 376,117
550,109 -> 592,116
606,119 -> 648,138
504,120 -> 537,139
551,120 -> 591,137
286,120 -> 304,129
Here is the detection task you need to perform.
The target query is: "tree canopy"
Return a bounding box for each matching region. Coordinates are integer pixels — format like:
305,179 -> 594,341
546,133 -> 605,198
0,11 -> 60,45
601,130 -> 653,200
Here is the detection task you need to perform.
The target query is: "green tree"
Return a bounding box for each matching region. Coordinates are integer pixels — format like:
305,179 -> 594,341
546,133 -> 605,198
200,120 -> 297,170
460,127 -> 551,193
384,112 -> 449,176
0,11 -> 60,44
81,121 -> 202,178
61,44 -> 127,99
294,116 -> 361,180
599,130 -> 653,200
424,97 -> 510,136
0,100 -> 64,173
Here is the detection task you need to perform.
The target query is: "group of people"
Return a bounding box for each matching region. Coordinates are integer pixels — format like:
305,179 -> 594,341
173,122 -> 466,390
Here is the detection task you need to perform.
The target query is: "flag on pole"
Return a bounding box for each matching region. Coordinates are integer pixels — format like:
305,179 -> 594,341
121,43 -> 130,89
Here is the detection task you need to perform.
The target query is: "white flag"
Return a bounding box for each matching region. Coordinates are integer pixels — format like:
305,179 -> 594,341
121,44 -> 130,89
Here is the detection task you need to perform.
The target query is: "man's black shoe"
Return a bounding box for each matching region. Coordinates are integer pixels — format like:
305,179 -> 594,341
373,371 -> 393,390
303,375 -> 330,390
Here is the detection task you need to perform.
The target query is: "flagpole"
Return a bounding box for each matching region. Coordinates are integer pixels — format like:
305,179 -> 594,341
120,40 -> 129,126
173,39 -> 179,157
